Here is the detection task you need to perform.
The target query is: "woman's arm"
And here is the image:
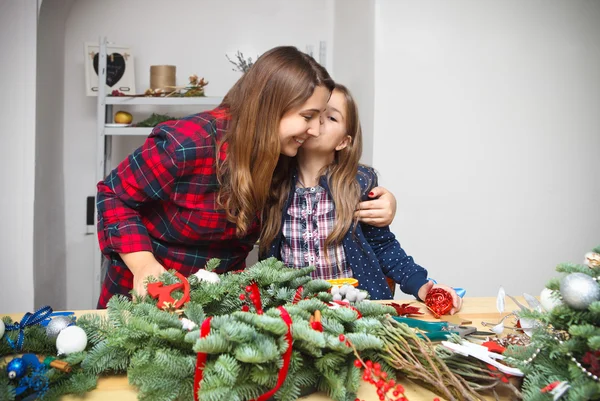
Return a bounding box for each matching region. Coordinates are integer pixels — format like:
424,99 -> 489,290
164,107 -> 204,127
355,186 -> 396,227
97,121 -> 201,296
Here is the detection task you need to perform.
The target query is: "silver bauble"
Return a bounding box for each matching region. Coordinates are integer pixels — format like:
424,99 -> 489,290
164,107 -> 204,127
0,319 -> 4,339
46,316 -> 73,339
559,272 -> 600,310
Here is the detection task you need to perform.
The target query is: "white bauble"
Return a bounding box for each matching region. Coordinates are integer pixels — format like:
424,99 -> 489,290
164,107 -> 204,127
0,319 -> 4,339
332,293 -> 343,301
193,269 -> 220,284
355,291 -> 368,302
539,288 -> 562,312
56,326 -> 88,355
345,290 -> 357,302
181,318 -> 197,331
330,286 -> 340,296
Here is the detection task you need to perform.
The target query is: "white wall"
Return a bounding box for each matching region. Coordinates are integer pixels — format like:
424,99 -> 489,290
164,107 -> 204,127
34,0 -> 73,310
332,0 -> 375,165
63,0 -> 334,309
374,0 -> 600,298
0,0 -> 38,314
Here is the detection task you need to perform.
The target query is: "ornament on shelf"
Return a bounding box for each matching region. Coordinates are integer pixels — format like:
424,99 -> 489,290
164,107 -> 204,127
425,288 -> 454,316
539,287 -> 562,312
45,316 -> 73,340
0,319 -> 4,339
559,272 -> 600,310
584,252 -> 600,268
56,326 -> 88,355
193,268 -> 220,284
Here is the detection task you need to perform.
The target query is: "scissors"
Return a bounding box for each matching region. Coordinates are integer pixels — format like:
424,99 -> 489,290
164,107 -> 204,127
392,316 -> 492,341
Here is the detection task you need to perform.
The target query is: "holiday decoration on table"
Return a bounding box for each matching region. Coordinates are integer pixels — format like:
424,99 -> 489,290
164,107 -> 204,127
505,245 -> 600,400
1,256 -> 540,401
425,288 -> 454,317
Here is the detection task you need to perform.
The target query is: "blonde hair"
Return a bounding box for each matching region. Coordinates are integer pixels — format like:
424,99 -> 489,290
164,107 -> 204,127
260,84 -> 364,255
218,46 -> 334,237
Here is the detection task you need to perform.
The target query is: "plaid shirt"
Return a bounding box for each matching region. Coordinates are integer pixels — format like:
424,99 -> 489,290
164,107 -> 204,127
96,107 -> 260,308
281,185 -> 351,280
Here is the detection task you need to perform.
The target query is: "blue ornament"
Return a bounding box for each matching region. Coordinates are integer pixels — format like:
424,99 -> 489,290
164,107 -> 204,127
7,357 -> 26,380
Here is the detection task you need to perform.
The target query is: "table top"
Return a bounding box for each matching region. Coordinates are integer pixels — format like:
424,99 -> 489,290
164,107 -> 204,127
5,297 -> 521,401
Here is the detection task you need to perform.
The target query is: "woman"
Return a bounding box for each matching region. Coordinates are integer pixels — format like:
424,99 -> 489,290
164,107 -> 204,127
96,47 -> 395,308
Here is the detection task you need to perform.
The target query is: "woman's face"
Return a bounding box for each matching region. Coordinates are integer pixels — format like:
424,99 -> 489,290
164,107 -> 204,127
278,85 -> 330,157
300,89 -> 349,155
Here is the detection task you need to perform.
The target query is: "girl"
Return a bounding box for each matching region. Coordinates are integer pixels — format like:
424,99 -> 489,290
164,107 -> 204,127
96,48 -> 396,308
261,84 -> 462,313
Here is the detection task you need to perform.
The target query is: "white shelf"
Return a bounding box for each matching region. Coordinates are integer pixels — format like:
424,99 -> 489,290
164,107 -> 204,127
105,96 -> 223,105
103,127 -> 153,136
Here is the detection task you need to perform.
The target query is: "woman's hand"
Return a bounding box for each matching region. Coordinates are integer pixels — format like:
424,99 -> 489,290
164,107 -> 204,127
418,281 -> 463,315
120,251 -> 167,297
355,186 -> 397,227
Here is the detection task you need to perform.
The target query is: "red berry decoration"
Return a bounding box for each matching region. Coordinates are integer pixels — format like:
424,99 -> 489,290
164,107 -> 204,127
425,288 -> 453,316
245,285 -> 252,293
241,305 -> 249,312
339,334 -> 345,342
239,294 -> 246,301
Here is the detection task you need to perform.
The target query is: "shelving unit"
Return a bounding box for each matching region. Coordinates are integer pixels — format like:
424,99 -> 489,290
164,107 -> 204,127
92,37 -> 223,303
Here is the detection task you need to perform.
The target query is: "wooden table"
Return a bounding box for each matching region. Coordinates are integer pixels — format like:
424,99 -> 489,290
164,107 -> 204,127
5,297 -> 517,401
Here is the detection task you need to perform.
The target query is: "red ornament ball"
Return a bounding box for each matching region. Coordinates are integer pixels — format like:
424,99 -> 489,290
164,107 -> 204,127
239,294 -> 246,301
425,288 -> 453,316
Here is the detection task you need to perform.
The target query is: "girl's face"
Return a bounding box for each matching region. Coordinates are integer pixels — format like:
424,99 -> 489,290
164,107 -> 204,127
300,89 -> 350,155
278,85 -> 330,157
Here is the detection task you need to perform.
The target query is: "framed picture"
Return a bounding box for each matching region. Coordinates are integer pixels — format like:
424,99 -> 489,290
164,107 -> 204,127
84,42 -> 136,96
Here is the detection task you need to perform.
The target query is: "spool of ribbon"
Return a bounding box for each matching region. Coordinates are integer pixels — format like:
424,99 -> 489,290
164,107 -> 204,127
41,311 -> 76,327
5,306 -> 53,351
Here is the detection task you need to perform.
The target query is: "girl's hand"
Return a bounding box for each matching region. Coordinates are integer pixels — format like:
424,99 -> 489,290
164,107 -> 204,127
418,281 -> 463,315
355,186 -> 397,227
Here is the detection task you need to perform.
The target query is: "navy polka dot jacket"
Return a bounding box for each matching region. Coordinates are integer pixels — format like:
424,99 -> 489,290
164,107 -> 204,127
263,165 -> 429,300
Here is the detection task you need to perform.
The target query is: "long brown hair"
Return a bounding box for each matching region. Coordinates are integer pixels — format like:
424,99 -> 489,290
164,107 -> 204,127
260,84 -> 364,255
218,46 -> 334,237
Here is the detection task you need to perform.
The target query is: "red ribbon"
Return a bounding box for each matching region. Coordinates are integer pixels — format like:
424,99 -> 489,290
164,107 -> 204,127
252,306 -> 293,401
193,307 -> 293,401
193,317 -> 212,401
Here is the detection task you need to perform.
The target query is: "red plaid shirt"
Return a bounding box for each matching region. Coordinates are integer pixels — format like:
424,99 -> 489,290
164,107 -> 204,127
96,106 -> 260,308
